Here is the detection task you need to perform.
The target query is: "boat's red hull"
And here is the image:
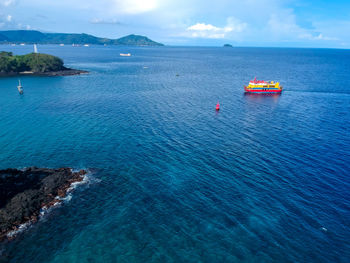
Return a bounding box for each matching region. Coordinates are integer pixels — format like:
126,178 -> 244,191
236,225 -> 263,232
244,86 -> 282,94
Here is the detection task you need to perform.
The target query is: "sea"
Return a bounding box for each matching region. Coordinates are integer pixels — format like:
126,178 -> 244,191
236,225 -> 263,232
0,45 -> 349,262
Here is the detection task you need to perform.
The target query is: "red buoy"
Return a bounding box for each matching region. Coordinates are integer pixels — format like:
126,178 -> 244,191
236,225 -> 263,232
216,102 -> 220,111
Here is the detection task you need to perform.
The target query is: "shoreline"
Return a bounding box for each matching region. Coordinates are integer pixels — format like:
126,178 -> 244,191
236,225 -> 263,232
0,68 -> 89,77
0,167 -> 87,241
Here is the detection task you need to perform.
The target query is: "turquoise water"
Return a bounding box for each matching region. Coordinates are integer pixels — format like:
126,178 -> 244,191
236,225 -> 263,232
0,45 -> 349,262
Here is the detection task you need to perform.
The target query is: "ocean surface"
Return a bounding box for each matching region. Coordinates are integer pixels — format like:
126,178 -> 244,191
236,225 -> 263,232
0,45 -> 349,262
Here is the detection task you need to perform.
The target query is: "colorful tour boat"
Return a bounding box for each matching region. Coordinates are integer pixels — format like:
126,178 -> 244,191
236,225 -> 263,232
244,78 -> 282,93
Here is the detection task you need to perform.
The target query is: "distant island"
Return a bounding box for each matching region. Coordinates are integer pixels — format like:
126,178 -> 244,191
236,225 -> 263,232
223,44 -> 233,47
0,30 -> 163,46
0,51 -> 87,77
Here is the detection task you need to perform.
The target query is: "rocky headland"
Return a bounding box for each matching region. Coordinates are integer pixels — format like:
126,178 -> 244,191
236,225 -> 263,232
0,51 -> 88,77
0,167 -> 86,241
0,68 -> 88,77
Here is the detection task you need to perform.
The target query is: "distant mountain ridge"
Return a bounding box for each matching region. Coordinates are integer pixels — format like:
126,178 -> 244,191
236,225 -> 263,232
0,30 -> 163,46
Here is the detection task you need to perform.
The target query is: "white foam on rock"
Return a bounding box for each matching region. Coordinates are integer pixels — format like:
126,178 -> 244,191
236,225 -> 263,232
7,221 -> 32,238
6,169 -> 94,239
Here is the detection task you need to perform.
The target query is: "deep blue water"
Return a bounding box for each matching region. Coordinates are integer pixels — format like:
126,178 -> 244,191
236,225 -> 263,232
0,45 -> 349,262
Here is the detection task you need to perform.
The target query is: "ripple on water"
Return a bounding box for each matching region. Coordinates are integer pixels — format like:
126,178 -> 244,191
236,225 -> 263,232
0,46 -> 349,263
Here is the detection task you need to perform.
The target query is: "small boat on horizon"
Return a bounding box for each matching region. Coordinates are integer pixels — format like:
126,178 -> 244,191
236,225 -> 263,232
244,77 -> 282,94
120,53 -> 131,57
17,80 -> 23,94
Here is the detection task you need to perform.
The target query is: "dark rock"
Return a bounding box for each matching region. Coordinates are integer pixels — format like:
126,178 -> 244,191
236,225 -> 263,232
0,167 -> 86,241
31,68 -> 89,76
0,68 -> 89,77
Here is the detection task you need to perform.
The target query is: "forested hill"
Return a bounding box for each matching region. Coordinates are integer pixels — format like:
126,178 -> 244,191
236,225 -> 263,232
0,51 -> 65,73
0,31 -> 163,46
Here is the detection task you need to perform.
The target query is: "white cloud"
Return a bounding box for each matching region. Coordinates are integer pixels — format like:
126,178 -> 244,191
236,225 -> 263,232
267,10 -> 300,36
0,0 -> 16,7
186,17 -> 246,39
23,0 -> 159,15
299,33 -> 338,41
188,23 -> 221,31
0,14 -> 11,28
266,9 -> 336,43
0,13 -> 32,30
114,0 -> 158,14
312,20 -> 350,42
90,18 -> 122,24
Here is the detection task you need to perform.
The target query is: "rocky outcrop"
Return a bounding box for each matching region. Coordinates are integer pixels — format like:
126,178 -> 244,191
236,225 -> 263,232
0,167 -> 86,241
34,68 -> 89,76
0,69 -> 89,77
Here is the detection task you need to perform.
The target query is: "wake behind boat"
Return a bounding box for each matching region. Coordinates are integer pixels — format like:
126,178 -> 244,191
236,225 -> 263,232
17,80 -> 23,94
244,77 -> 282,94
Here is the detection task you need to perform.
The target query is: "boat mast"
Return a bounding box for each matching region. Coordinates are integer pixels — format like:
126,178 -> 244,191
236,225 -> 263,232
34,44 -> 38,54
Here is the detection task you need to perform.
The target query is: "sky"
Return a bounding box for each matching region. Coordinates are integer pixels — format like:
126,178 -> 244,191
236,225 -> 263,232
0,0 -> 350,48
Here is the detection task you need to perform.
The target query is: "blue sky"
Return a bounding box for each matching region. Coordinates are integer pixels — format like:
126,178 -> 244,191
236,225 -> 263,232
0,0 -> 349,48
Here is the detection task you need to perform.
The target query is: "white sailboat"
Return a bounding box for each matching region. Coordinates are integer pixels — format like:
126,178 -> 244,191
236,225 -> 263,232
34,44 -> 38,53
17,80 -> 23,94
